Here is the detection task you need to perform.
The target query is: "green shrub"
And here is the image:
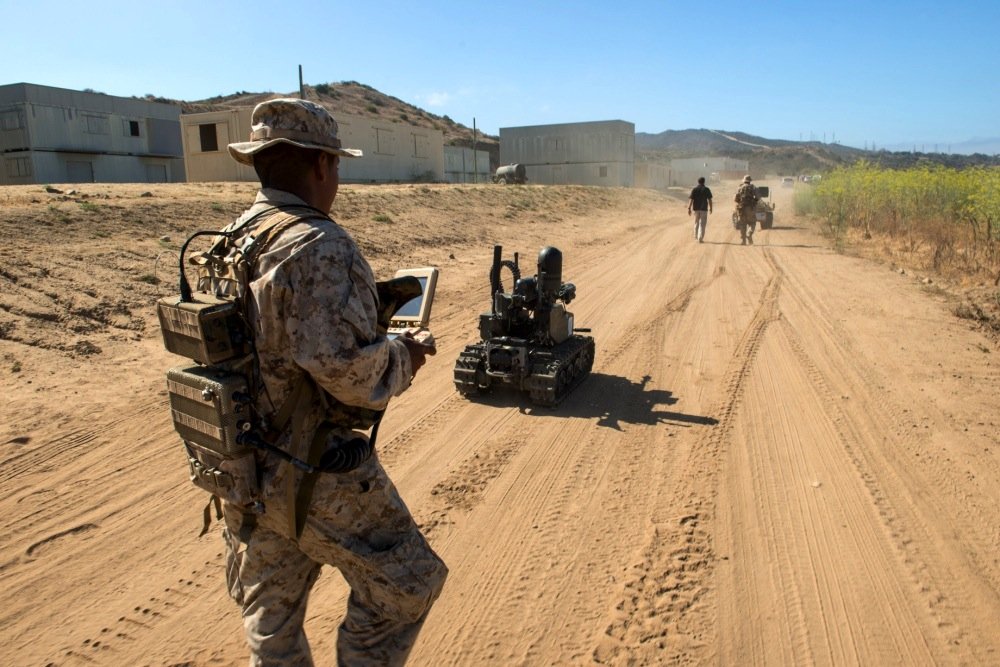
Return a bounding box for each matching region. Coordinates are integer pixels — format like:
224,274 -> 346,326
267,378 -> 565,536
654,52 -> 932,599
810,162 -> 1000,275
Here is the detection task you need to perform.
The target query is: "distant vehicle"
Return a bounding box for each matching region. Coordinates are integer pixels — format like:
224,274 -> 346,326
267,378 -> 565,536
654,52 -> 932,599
755,185 -> 776,229
494,163 -> 527,185
781,177 -> 794,188
731,185 -> 776,230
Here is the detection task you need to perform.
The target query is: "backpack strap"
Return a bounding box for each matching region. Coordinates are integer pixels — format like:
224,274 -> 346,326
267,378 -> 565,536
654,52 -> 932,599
231,207 -> 322,542
236,207 -> 376,542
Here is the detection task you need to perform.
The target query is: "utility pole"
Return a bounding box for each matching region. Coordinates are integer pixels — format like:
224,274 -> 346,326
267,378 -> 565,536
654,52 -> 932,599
298,65 -> 305,99
473,117 -> 478,184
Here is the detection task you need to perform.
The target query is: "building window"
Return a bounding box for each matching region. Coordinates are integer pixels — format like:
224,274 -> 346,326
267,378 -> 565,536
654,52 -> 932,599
599,166 -> 608,178
6,157 -> 32,177
375,128 -> 394,155
126,120 -> 140,137
1,110 -> 24,130
199,123 -> 219,152
84,114 -> 109,134
412,133 -> 428,158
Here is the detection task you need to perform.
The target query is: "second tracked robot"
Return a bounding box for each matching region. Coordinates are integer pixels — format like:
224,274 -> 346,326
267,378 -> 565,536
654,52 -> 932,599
453,245 -> 595,406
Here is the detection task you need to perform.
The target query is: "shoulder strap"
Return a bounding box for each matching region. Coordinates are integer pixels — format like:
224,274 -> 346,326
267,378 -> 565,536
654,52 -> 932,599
242,210 -> 316,266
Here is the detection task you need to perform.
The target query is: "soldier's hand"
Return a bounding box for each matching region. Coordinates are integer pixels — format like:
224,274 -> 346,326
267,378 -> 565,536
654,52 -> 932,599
400,331 -> 436,377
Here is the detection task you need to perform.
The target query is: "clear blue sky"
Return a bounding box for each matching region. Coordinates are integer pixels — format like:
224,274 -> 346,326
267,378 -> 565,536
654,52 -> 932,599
6,0 -> 998,152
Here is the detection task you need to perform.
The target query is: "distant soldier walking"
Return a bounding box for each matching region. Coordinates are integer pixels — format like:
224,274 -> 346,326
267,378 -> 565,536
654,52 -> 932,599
687,176 -> 713,243
734,175 -> 759,245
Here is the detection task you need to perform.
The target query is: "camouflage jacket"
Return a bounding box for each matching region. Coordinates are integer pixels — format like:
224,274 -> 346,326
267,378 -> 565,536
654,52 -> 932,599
735,182 -> 758,209
232,188 -> 413,460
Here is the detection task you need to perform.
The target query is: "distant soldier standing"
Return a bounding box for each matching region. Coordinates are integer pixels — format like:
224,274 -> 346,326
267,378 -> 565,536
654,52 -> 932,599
734,174 -> 759,245
687,176 -> 713,243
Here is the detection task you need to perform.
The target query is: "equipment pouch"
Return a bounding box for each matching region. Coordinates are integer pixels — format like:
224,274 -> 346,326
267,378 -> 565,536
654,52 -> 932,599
167,364 -> 264,514
185,441 -> 261,510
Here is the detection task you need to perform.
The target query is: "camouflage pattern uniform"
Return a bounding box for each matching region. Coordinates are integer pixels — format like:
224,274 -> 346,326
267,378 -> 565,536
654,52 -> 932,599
735,178 -> 759,245
221,188 -> 447,666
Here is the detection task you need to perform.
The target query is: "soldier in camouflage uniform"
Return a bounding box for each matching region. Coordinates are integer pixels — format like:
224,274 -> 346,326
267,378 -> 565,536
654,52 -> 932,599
734,174 -> 759,245
221,98 -> 447,666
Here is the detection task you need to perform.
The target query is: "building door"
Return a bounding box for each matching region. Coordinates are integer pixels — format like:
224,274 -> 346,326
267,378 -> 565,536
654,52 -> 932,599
146,163 -> 168,183
67,161 -> 94,183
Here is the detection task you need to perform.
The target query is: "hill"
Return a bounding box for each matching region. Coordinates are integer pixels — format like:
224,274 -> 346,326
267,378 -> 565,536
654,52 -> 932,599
636,128 -> 1000,176
159,81 -> 501,167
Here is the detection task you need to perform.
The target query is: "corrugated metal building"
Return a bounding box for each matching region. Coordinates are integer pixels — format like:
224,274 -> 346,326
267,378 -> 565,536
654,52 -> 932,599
499,120 -> 635,187
670,156 -> 748,187
182,107 -> 446,184
443,146 -> 490,183
0,83 -> 185,185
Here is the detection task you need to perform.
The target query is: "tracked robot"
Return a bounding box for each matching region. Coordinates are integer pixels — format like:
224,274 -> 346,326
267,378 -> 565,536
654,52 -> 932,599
453,245 -> 594,406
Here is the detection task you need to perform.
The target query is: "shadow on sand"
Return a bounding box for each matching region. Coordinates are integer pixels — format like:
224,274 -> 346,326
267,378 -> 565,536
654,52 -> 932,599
459,372 -> 718,430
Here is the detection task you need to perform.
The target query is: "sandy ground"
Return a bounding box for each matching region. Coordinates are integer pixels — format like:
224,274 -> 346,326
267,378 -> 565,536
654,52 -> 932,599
2,180 -> 999,666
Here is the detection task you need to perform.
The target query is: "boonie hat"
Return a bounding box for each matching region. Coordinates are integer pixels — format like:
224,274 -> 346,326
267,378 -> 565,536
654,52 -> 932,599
228,98 -> 363,166
743,174 -> 752,183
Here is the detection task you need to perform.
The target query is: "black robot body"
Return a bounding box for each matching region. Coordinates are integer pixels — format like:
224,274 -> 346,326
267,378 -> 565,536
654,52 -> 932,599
453,245 -> 595,406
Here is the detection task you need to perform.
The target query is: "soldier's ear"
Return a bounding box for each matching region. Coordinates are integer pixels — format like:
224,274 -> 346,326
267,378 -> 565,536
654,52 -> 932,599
314,152 -> 334,181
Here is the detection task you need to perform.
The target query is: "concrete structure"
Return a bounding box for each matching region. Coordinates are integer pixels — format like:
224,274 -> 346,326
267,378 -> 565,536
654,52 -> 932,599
669,156 -> 748,187
443,146 -> 490,183
634,162 -> 672,190
0,83 -> 185,185
182,107 -> 445,184
499,120 -> 635,187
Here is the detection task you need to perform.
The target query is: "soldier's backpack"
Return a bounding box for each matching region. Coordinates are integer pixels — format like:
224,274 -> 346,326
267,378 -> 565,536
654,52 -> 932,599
736,183 -> 757,208
157,208 -> 299,532
158,206 -> 422,538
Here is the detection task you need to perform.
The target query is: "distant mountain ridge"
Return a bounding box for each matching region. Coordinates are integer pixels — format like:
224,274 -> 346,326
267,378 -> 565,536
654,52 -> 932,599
636,129 -> 1000,174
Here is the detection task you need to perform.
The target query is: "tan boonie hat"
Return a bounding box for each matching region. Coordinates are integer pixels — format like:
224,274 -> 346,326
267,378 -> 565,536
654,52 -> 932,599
228,98 -> 363,165
743,174 -> 752,182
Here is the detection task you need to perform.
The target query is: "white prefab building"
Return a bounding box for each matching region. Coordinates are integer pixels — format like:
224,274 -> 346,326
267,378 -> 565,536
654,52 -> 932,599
0,83 -> 185,185
182,108 -> 445,184
499,120 -> 635,187
443,146 -> 491,183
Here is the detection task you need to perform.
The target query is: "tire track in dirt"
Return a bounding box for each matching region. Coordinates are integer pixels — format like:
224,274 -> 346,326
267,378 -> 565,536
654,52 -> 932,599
593,256 -> 782,664
517,269 -> 717,664
760,319 -> 939,663
0,392 -> 165,486
412,228 -> 729,665
768,248 -> 1000,662
597,259 -> 729,372
424,418 -> 598,665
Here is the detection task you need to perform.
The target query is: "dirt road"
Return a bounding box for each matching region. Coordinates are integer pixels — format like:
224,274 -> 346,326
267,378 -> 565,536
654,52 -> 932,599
2,181 -> 999,666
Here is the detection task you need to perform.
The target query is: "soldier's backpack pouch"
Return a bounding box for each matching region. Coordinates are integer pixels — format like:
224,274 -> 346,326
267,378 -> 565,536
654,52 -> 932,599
166,364 -> 262,513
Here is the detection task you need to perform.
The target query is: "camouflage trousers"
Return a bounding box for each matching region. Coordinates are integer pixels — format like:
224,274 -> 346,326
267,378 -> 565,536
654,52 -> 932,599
737,207 -> 757,243
223,451 -> 447,667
